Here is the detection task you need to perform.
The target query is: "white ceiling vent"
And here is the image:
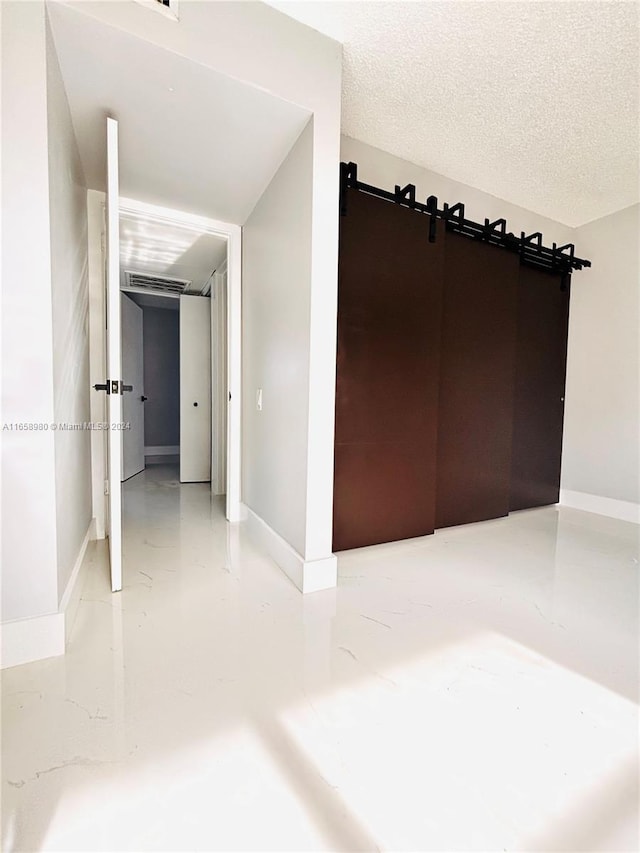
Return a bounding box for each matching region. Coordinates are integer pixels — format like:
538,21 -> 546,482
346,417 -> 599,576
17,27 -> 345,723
124,271 -> 192,295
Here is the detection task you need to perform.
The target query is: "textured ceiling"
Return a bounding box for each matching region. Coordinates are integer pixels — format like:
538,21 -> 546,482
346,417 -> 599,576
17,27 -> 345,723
268,1 -> 639,226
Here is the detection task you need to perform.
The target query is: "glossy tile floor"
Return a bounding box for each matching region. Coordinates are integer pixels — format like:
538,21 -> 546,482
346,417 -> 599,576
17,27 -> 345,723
2,465 -> 638,852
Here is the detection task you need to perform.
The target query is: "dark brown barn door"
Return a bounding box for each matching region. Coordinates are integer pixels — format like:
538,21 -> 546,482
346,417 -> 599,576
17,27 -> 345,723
333,189 -> 445,551
435,233 -> 519,528
510,268 -> 570,511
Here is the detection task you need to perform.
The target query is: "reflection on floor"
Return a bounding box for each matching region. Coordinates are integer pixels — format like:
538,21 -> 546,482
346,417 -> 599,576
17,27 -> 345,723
2,464 -> 639,851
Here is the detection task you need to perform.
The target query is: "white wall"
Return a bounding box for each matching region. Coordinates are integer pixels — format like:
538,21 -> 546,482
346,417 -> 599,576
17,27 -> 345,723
243,121 -> 313,557
341,136 -> 576,247
142,305 -> 180,450
46,16 -> 93,601
562,204 -> 639,509
1,1 -> 59,623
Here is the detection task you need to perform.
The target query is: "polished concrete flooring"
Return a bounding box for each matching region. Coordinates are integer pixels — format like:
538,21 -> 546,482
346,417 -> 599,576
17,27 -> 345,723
2,465 -> 638,851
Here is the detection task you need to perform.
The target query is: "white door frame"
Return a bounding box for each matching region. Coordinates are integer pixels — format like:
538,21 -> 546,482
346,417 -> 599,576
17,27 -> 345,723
118,197 -> 241,523
120,292 -> 145,482
211,261 -> 228,498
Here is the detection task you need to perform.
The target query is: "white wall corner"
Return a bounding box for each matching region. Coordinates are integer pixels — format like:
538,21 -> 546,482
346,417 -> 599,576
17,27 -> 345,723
95,516 -> 105,541
559,489 -> 640,524
1,613 -> 65,670
1,519 -> 95,669
243,506 -> 337,593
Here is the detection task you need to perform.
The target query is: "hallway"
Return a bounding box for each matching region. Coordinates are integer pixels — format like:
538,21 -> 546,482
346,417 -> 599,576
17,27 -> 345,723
2,467 -> 638,851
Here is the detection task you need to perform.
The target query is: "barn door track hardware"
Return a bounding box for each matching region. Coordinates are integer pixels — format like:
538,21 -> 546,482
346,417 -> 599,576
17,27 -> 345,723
339,161 -> 591,280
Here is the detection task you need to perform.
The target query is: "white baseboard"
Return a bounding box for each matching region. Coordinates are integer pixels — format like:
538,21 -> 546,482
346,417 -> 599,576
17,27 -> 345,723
59,519 -> 94,614
95,516 -> 105,540
1,612 -> 65,670
560,489 -> 640,524
60,519 -> 95,643
1,519 -> 95,670
144,445 -> 179,456
243,505 -> 337,593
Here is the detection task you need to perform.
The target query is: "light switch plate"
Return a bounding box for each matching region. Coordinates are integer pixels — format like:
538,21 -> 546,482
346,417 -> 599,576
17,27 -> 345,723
256,388 -> 263,411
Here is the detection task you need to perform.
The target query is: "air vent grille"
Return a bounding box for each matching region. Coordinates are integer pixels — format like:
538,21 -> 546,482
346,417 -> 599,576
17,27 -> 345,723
124,271 -> 191,295
134,0 -> 178,19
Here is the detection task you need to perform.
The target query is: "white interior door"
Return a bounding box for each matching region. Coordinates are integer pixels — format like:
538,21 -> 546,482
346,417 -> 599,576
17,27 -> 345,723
180,294 -> 211,482
121,293 -> 145,481
106,117 -> 122,592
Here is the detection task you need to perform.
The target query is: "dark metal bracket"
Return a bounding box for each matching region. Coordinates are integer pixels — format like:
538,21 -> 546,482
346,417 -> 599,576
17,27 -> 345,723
522,231 -> 543,248
483,218 -> 507,240
443,202 -> 465,228
339,161 -> 358,217
394,183 -> 416,207
426,195 -> 438,243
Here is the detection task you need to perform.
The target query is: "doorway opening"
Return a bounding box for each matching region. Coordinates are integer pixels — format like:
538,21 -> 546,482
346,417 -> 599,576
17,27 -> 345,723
118,209 -> 229,483
93,177 -> 241,592
121,290 -> 178,477
120,285 -> 225,575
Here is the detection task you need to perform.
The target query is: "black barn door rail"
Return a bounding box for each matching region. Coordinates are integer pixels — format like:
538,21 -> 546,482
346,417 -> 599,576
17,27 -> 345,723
339,161 -> 591,281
